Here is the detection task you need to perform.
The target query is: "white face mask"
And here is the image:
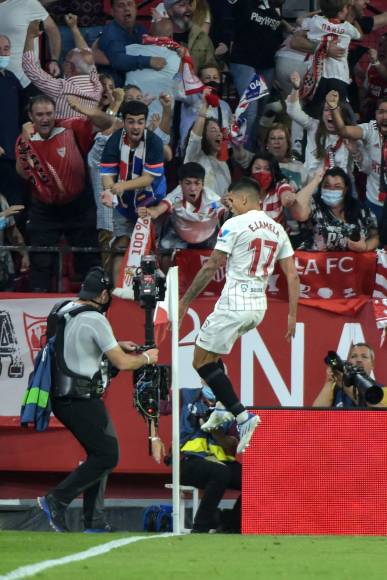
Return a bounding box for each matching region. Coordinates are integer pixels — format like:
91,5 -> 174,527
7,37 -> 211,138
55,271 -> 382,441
321,188 -> 344,207
0,55 -> 10,69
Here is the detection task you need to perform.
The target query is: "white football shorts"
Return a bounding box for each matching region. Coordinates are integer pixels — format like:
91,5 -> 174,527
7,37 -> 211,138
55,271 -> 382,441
196,307 -> 265,354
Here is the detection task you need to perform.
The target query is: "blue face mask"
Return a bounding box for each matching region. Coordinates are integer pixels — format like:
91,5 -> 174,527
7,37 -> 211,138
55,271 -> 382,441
321,188 -> 344,207
0,56 -> 10,69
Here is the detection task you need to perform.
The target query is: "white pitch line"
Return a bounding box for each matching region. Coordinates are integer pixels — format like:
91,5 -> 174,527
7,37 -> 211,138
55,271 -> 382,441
0,533 -> 176,580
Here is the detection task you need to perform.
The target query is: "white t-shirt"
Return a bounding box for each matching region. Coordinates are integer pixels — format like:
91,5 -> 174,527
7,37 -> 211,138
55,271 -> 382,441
162,185 -> 222,243
179,96 -> 233,152
215,209 -> 294,311
359,120 -> 384,206
125,44 -> 180,118
286,99 -> 351,178
0,0 -> 48,88
184,131 -> 231,197
302,15 -> 360,84
61,302 -> 118,379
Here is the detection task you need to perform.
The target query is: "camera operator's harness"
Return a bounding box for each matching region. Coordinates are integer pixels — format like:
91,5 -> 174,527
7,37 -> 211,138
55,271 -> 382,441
50,302 -> 114,400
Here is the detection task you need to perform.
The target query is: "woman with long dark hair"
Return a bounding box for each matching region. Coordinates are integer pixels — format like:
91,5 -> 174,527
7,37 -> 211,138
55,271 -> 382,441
184,91 -> 231,197
290,167 -> 379,251
286,71 -> 361,179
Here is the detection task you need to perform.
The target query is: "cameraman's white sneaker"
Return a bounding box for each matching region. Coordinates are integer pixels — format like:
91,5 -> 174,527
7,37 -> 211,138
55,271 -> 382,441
237,414 -> 261,453
201,402 -> 234,432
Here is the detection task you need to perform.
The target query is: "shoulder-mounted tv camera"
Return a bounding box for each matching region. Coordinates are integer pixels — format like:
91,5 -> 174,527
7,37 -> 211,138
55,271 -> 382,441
132,256 -> 170,451
133,255 -> 166,308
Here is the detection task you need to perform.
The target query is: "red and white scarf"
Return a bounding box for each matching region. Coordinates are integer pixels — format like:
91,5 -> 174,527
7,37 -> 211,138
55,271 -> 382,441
114,217 -> 155,298
300,30 -> 339,102
142,34 -> 203,95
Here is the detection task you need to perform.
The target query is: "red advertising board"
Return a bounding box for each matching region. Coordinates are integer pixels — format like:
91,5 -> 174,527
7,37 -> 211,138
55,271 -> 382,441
242,409 -> 387,535
1,294 -> 387,475
176,249 -> 378,302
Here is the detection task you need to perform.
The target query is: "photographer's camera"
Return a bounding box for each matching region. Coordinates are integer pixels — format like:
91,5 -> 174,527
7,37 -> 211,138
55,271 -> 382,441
324,351 -> 384,405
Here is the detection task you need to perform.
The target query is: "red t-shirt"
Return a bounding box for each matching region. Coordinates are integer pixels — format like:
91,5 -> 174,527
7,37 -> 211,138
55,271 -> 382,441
16,119 -> 93,205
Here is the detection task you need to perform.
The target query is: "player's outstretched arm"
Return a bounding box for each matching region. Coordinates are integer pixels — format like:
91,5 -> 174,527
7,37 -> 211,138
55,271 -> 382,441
279,256 -> 300,341
179,250 -> 227,325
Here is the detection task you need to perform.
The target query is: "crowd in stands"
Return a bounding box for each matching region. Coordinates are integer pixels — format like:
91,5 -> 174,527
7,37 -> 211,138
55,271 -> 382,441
0,0 -> 387,292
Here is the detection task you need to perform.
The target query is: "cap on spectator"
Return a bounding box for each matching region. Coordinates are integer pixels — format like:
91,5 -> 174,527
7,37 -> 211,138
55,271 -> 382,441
79,267 -> 112,300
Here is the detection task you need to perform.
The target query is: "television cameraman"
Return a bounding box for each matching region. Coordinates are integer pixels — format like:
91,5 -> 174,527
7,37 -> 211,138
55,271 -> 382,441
37,266 -> 158,533
312,343 -> 386,408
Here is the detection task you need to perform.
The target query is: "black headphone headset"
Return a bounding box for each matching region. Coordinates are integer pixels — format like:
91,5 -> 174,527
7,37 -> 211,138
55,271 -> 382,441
87,266 -> 112,293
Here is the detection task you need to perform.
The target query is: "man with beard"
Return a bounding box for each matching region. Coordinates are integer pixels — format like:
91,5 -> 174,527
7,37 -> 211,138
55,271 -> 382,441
100,100 -> 166,281
97,0 -> 167,86
327,90 -> 387,227
164,0 -> 216,72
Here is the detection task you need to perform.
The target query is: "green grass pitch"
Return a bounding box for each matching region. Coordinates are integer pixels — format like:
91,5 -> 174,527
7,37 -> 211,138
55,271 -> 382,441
2,532 -> 387,580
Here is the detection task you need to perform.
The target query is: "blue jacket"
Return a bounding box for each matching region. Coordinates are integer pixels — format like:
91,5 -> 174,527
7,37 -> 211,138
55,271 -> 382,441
180,388 -> 236,462
98,21 -> 149,85
20,338 -> 55,432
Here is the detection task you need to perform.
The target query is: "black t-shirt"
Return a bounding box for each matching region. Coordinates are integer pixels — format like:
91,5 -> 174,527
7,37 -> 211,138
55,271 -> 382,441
356,16 -> 374,34
173,30 -> 190,46
229,0 -> 283,69
207,0 -> 234,48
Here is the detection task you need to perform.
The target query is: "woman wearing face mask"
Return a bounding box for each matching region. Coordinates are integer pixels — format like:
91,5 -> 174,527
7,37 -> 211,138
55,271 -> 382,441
290,167 -> 379,252
184,89 -> 231,197
286,71 -> 363,180
248,152 -> 295,226
233,123 -> 308,192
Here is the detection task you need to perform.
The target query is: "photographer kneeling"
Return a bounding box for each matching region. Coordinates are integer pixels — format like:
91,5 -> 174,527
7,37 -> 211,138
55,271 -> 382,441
313,343 -> 386,408
38,267 -> 158,532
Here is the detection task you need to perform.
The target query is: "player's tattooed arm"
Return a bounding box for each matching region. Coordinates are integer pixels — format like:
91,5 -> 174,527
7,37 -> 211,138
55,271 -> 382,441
179,250 -> 227,323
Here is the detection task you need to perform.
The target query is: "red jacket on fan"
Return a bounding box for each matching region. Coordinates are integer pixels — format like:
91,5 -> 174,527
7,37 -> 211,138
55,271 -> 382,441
15,118 -> 94,205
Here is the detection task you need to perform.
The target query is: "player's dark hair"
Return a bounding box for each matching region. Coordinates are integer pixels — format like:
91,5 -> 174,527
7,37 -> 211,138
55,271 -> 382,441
228,177 -> 261,200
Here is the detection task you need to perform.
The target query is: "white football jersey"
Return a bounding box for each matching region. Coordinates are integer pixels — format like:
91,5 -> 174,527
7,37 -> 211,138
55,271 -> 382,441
163,185 -> 222,243
215,209 -> 294,311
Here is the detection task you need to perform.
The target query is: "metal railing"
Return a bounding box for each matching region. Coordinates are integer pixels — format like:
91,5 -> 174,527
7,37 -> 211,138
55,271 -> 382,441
1,245 -> 125,292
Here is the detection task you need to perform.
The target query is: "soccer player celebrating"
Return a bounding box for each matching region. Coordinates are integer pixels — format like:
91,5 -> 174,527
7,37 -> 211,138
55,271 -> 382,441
179,177 -> 300,453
